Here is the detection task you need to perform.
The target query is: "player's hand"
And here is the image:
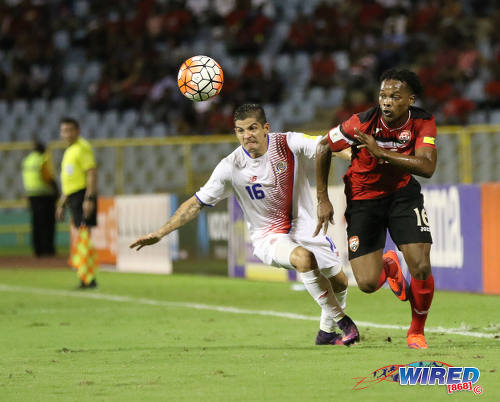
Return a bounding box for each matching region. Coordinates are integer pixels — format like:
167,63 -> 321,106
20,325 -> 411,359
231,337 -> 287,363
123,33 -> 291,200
55,205 -> 64,221
314,198 -> 334,237
354,128 -> 383,159
82,199 -> 95,219
129,233 -> 161,251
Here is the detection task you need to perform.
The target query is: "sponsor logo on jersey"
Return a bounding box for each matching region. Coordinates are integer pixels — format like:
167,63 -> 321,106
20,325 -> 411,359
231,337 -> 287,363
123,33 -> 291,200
250,175 -> 257,182
398,130 -> 411,144
275,160 -> 287,173
423,136 -> 435,145
349,236 -> 359,252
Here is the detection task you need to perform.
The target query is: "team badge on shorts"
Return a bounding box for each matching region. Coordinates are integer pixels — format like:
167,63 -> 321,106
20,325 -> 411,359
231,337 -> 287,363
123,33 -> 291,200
349,236 -> 359,252
275,160 -> 287,173
398,130 -> 411,144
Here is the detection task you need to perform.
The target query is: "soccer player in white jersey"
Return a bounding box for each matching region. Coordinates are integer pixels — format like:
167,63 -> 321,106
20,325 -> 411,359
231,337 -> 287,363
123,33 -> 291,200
130,103 -> 360,346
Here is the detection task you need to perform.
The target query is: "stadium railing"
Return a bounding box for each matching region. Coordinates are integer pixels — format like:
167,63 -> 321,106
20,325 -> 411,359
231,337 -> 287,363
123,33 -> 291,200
1,125 -> 499,209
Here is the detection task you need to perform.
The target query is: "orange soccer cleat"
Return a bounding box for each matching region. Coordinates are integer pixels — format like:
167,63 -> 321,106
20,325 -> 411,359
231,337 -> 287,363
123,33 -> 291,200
383,250 -> 409,301
407,333 -> 428,349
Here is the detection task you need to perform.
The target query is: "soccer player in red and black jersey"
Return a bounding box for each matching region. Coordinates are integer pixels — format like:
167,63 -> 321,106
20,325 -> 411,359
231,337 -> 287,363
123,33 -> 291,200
314,69 -> 437,349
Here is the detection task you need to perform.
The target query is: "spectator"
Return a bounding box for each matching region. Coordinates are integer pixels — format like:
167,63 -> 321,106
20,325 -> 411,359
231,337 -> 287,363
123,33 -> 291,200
331,90 -> 373,126
310,50 -> 337,88
441,90 -> 476,125
283,12 -> 315,53
0,0 -> 500,131
484,66 -> 500,108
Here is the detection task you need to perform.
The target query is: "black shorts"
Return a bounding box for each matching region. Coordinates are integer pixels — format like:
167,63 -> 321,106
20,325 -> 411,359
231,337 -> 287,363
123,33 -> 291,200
345,177 -> 432,260
67,189 -> 97,227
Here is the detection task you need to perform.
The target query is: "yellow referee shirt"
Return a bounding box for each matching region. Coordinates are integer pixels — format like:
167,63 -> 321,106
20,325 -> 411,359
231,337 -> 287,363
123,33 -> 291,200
61,137 -> 96,195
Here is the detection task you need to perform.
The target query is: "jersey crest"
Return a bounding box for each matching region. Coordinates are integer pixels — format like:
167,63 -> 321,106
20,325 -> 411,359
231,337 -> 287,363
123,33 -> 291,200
398,130 -> 411,144
275,160 -> 288,174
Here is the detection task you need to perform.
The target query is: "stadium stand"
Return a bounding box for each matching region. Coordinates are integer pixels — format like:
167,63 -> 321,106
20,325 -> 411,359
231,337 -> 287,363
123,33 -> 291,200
1,0 -> 499,201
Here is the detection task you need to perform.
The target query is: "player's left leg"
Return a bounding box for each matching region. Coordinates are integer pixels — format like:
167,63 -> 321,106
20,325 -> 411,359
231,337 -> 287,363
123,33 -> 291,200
297,234 -> 359,344
400,242 -> 434,349
320,268 -> 359,344
387,178 -> 433,348
326,270 -> 348,310
287,246 -> 359,345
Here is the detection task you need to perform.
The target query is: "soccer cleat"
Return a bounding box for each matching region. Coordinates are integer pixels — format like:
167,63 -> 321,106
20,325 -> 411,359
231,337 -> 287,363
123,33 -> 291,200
87,279 -> 98,288
383,250 -> 409,301
315,330 -> 344,346
77,279 -> 98,290
407,333 -> 428,349
337,315 -> 360,346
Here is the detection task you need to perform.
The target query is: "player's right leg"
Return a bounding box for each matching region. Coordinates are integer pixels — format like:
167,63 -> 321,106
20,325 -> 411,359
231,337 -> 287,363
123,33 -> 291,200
383,250 -> 409,301
348,249 -> 385,293
349,249 -> 408,300
345,196 -> 395,293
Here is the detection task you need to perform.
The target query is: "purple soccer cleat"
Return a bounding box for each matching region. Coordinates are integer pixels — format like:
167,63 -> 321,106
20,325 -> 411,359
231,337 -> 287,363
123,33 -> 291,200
337,315 -> 360,346
315,330 -> 344,346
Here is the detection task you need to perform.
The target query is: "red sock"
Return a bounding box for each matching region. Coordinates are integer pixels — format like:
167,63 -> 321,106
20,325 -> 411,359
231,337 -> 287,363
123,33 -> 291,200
375,269 -> 386,291
383,256 -> 398,278
408,275 -> 434,334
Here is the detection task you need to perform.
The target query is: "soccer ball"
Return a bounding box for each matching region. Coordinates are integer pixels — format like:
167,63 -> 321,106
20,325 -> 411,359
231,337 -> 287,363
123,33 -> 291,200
177,55 -> 224,101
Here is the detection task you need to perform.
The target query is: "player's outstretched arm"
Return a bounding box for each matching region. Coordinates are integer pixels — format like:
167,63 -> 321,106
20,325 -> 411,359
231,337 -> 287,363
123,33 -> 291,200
129,196 -> 203,251
314,135 -> 335,237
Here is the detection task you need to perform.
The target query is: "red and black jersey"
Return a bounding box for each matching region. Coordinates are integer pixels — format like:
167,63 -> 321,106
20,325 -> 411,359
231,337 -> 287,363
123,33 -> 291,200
327,106 -> 437,200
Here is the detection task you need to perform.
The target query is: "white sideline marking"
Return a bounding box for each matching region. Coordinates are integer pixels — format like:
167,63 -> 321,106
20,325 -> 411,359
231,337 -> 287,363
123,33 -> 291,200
0,284 -> 498,340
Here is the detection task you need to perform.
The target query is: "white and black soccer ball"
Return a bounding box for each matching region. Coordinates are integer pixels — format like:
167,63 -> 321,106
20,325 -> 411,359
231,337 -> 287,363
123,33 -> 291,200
177,55 -> 224,101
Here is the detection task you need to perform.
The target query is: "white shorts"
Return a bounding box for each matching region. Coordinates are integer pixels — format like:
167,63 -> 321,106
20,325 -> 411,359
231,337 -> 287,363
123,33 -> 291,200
253,232 -> 341,273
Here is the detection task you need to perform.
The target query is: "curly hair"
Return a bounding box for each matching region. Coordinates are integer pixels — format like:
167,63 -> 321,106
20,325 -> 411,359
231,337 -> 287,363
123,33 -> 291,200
380,68 -> 423,97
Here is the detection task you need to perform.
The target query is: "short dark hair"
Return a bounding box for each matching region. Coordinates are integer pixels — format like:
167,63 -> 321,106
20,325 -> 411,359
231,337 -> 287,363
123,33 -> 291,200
60,117 -> 80,129
234,103 -> 267,126
34,141 -> 46,153
380,68 -> 423,97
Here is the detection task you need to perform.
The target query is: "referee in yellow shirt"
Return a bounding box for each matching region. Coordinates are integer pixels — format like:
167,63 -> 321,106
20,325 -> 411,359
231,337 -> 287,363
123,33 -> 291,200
56,117 -> 98,289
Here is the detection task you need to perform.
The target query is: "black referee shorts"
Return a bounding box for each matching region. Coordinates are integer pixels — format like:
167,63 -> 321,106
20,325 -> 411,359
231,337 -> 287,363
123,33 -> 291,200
345,177 -> 432,260
67,189 -> 97,227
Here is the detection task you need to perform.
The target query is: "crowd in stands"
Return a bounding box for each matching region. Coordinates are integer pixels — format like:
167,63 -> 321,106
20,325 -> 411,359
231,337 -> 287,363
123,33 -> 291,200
0,0 -> 499,138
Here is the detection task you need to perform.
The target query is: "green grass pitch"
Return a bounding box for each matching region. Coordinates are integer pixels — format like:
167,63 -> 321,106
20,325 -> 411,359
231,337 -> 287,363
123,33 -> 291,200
0,268 -> 499,401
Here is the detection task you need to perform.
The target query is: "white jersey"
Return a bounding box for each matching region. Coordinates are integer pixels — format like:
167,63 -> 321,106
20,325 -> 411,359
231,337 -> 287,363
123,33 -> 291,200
196,132 -> 323,246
